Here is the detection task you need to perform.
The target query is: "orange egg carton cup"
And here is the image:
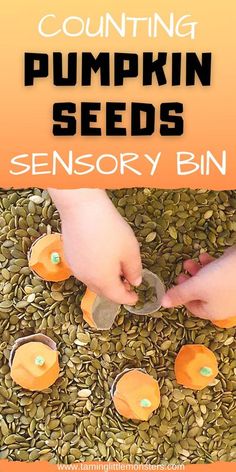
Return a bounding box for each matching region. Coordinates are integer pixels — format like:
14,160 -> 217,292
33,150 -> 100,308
81,288 -> 121,330
175,344 -> 218,391
28,233 -> 72,282
212,316 -> 236,329
9,334 -> 60,391
111,368 -> 160,421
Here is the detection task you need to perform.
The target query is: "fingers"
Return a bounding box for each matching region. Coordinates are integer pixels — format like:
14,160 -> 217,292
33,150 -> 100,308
185,301 -> 210,320
183,253 -> 214,274
99,276 -> 138,305
121,245 -> 142,287
161,277 -> 201,308
85,266 -> 139,305
182,253 -> 214,278
123,279 -> 132,291
162,252 -> 215,310
183,259 -> 201,276
176,274 -> 190,284
199,253 -> 215,265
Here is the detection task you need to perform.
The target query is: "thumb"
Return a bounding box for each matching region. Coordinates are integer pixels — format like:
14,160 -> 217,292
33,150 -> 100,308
101,276 -> 138,306
162,277 -> 201,308
121,249 -> 142,287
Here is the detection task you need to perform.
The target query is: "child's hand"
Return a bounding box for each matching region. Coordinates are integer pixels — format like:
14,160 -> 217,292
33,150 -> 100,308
162,248 -> 236,320
49,189 -> 142,305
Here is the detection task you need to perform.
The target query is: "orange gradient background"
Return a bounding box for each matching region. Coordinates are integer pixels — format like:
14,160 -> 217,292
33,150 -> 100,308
1,0 -> 235,189
0,2 -> 236,470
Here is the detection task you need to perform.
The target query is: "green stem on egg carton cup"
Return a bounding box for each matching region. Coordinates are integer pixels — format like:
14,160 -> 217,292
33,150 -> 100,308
35,355 -> 45,367
50,252 -> 61,264
200,366 -> 213,377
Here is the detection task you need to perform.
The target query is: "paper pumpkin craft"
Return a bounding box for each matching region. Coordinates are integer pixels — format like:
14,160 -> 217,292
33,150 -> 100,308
10,334 -> 60,391
81,288 -> 121,330
111,368 -> 160,421
28,233 -> 72,281
175,344 -> 218,390
212,316 -> 236,329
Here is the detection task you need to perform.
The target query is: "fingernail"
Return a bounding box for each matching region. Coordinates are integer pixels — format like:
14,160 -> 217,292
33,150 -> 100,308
133,276 -> 142,287
161,295 -> 172,308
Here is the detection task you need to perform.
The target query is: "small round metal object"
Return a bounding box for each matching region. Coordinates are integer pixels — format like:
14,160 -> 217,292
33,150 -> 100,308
35,356 -> 45,367
200,366 -> 213,377
140,398 -> 152,408
50,252 -> 61,264
124,268 -> 165,316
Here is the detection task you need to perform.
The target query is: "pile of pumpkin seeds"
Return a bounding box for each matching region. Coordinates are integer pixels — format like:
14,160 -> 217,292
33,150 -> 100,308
0,188 -> 236,465
134,281 -> 157,310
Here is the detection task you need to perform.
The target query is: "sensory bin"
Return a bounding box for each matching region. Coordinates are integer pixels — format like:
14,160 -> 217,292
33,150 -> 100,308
0,188 -> 235,464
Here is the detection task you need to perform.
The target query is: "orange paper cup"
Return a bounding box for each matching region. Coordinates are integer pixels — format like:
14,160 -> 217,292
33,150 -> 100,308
10,334 -> 60,391
111,368 -> 160,421
175,344 -> 218,390
81,288 -> 121,330
212,316 -> 236,329
28,233 -> 72,281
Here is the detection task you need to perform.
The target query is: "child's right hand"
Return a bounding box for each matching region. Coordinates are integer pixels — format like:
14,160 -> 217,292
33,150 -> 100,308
162,248 -> 236,321
49,188 -> 142,305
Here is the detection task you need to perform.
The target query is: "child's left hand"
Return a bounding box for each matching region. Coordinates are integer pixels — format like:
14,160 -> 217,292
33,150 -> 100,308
161,249 -> 236,320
